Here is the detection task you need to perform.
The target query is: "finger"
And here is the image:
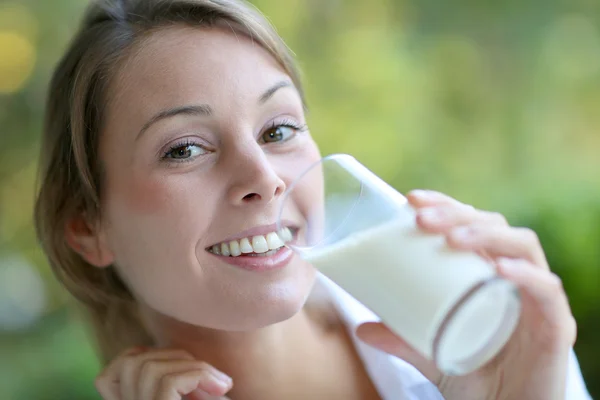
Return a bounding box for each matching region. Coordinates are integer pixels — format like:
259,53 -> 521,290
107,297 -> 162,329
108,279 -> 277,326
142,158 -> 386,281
416,205 -> 508,233
188,390 -> 233,400
497,258 -> 576,345
355,322 -> 442,385
407,190 -> 468,209
447,225 -> 549,269
96,347 -> 147,400
121,349 -> 195,400
154,368 -> 233,400
95,376 -> 120,400
141,360 -> 231,400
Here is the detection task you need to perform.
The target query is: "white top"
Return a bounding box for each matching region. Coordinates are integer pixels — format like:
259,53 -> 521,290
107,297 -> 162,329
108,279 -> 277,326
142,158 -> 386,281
319,274 -> 593,400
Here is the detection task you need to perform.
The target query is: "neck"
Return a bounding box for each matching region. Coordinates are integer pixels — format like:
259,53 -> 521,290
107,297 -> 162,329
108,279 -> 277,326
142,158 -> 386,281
139,296 -> 342,397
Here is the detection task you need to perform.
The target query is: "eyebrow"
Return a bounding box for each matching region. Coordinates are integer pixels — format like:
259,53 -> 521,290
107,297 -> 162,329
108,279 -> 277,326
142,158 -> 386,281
136,104 -> 213,140
136,80 -> 294,140
258,80 -> 292,104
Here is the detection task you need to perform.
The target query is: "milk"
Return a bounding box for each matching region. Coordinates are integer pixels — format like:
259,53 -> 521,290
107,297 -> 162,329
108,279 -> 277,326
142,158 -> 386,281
306,205 -> 520,374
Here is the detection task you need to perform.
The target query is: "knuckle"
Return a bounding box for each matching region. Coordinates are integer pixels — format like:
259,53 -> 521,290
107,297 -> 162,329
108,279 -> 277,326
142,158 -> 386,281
171,349 -> 195,360
520,227 -> 541,245
547,272 -> 564,292
489,211 -> 508,225
570,316 -> 578,345
457,203 -> 475,212
158,372 -> 179,391
191,360 -> 211,371
139,359 -> 161,379
120,354 -> 138,372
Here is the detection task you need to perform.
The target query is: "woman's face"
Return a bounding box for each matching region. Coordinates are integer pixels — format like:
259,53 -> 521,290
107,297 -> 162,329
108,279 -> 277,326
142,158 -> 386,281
96,26 -> 321,330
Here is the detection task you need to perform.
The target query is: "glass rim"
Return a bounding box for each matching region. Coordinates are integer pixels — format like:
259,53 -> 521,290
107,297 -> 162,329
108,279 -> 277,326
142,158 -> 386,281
432,276 -> 521,375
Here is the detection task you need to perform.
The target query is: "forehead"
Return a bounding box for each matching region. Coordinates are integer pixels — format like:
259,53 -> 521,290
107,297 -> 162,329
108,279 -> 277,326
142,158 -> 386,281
107,25 -> 290,122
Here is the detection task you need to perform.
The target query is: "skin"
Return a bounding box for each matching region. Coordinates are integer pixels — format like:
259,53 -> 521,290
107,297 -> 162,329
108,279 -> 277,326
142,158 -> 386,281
65,25 -> 577,400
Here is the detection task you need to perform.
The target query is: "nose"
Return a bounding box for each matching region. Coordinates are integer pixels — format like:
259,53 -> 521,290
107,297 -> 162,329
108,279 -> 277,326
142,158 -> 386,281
225,144 -> 286,206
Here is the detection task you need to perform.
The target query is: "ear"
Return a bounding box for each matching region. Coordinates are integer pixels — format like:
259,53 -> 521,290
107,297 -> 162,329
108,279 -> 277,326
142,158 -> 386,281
65,214 -> 115,268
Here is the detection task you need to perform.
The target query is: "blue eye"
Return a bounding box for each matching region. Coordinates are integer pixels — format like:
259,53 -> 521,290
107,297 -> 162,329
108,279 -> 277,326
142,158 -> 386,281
164,141 -> 206,161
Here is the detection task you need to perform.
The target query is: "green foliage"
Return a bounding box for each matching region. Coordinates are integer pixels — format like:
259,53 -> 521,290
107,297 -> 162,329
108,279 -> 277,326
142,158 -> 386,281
1,0 -> 599,398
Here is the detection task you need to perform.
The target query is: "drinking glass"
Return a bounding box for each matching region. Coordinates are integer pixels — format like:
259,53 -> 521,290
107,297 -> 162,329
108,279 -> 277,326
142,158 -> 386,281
277,154 -> 521,375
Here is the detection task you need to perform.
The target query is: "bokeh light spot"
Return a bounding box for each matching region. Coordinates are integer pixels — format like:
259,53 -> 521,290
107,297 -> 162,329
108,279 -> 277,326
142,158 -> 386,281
0,31 -> 36,94
0,255 -> 47,332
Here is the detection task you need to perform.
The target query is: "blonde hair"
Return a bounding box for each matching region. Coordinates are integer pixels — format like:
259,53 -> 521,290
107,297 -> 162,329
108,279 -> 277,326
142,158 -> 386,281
34,0 -> 305,364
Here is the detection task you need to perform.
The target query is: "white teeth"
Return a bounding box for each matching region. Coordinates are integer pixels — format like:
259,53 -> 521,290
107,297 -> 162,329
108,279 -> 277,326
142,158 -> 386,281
246,248 -> 279,257
229,240 -> 241,257
266,232 -> 284,250
220,242 -> 230,256
209,228 -> 293,257
239,237 -> 253,254
279,227 -> 293,243
251,235 -> 269,253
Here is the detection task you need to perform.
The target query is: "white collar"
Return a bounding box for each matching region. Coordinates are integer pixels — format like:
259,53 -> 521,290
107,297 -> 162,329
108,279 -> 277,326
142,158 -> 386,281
318,274 -> 445,400
317,273 -> 592,400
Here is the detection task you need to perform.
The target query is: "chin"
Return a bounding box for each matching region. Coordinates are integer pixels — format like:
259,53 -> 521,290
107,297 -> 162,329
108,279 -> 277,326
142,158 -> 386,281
152,259 -> 318,332
215,261 -> 318,331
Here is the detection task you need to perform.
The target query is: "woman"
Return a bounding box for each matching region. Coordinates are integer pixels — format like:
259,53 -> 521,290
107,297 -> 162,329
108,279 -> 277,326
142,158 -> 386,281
34,0 -> 591,399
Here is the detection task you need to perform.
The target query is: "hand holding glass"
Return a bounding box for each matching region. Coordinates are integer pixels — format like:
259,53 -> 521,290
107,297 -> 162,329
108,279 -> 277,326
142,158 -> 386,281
277,154 -> 521,375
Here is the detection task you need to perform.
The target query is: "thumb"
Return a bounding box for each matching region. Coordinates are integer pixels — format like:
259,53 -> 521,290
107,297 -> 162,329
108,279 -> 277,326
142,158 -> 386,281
356,322 -> 441,383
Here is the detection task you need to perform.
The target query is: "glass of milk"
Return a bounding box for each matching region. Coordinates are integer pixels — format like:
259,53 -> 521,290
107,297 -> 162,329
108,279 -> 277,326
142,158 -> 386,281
277,154 -> 521,375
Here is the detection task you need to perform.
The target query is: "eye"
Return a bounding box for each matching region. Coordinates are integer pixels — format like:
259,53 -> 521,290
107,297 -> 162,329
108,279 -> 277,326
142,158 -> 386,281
260,121 -> 306,144
261,125 -> 295,143
164,141 -> 206,161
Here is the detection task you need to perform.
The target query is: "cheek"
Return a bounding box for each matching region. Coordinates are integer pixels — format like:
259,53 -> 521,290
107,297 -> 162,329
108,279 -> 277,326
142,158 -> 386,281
101,172 -> 219,318
279,140 -> 324,243
102,170 -> 215,278
295,140 -> 324,210
106,172 -> 215,249
120,173 -> 172,215
279,138 -> 321,186
294,174 -> 325,245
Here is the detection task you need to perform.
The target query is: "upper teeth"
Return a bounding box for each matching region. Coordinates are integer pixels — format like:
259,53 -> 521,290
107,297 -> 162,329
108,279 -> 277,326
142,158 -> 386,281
210,227 -> 293,257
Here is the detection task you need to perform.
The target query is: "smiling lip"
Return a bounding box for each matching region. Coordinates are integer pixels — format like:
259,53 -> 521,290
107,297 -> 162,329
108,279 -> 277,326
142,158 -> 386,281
209,246 -> 294,272
207,221 -> 297,248
204,220 -> 298,272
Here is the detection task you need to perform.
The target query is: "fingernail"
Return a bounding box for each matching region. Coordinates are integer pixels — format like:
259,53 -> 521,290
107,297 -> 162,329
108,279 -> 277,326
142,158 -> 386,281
410,189 -> 431,199
497,257 -> 519,273
419,208 -> 442,224
451,226 -> 473,242
210,369 -> 232,387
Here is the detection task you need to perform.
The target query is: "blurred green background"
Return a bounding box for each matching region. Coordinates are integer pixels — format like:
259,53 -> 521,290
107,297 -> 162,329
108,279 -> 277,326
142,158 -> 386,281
1,0 -> 599,398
